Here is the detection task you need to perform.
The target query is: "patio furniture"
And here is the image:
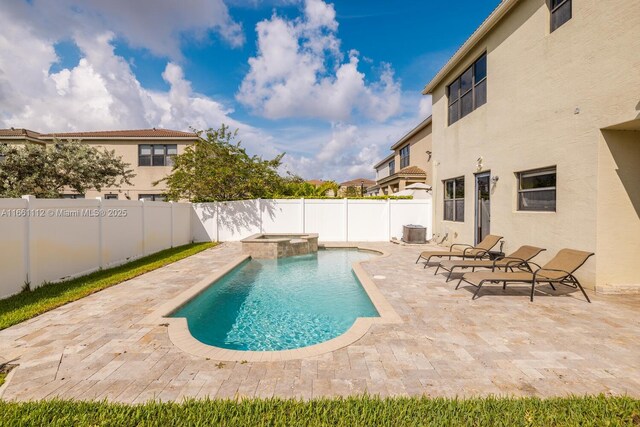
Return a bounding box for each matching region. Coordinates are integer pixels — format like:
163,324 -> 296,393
457,248 -> 594,302
436,245 -> 546,282
415,234 -> 503,269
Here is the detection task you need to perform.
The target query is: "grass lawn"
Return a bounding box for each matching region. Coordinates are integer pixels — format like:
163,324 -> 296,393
0,395 -> 638,426
0,242 -> 216,330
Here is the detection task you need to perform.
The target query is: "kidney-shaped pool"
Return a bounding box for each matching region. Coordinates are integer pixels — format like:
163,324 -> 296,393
170,248 -> 380,351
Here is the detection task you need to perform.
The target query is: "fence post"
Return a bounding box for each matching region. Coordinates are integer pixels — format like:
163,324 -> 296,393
215,202 -> 220,242
21,195 -> 34,287
387,198 -> 392,241
141,199 -> 146,256
170,201 -> 175,248
344,198 -> 349,242
96,197 -> 104,268
300,198 -> 305,233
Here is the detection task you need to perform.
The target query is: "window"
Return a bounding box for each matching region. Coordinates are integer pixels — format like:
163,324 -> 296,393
550,0 -> 571,32
138,194 -> 166,202
62,194 -> 85,199
517,167 -> 556,211
389,159 -> 395,175
448,53 -> 487,125
138,144 -> 177,166
399,145 -> 410,169
104,194 -> 118,200
443,177 -> 465,222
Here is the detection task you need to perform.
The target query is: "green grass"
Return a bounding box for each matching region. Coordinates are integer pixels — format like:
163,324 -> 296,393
0,372 -> 5,387
0,396 -> 638,426
0,242 -> 216,330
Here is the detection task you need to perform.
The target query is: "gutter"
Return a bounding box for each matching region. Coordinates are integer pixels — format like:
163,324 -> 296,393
39,136 -> 197,141
390,116 -> 432,150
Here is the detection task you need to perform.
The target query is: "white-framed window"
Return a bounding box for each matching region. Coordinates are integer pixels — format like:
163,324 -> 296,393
62,194 -> 85,199
138,144 -> 177,166
517,167 -> 556,211
138,194 -> 166,202
399,145 -> 410,169
444,176 -> 465,222
389,159 -> 395,175
550,0 -> 571,32
104,193 -> 118,200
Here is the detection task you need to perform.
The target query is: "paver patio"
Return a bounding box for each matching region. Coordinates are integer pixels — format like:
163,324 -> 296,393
1,242 -> 639,402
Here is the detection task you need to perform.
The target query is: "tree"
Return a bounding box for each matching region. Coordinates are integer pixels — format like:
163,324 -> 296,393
0,140 -> 135,198
160,125 -> 285,202
277,176 -> 339,197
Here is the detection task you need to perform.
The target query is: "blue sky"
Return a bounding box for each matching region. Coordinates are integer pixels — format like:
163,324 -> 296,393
0,0 -> 499,181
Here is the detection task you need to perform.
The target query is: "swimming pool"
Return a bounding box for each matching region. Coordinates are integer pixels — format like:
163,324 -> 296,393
170,249 -> 380,351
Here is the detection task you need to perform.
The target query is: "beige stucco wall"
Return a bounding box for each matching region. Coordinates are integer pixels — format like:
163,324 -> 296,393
429,0 -> 640,290
393,123 -> 433,186
596,130 -> 640,293
79,139 -> 191,200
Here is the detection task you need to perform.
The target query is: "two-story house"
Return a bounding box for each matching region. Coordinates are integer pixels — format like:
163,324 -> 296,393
423,0 -> 640,292
370,116 -> 432,195
1,128 -> 199,200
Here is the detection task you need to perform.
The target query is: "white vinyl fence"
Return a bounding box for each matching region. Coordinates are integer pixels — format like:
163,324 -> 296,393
192,198 -> 432,243
0,196 -> 191,299
0,197 -> 431,300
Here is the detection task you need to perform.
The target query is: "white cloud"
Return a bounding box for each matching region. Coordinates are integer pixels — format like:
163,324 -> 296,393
2,0 -> 244,59
237,0 -> 402,121
419,95 -> 433,119
0,12 -> 260,139
0,0 -> 427,181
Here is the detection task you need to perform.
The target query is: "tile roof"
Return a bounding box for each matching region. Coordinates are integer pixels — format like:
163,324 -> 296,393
397,166 -> 426,175
306,179 -> 326,186
0,128 -> 42,139
39,128 -> 198,139
339,178 -> 376,187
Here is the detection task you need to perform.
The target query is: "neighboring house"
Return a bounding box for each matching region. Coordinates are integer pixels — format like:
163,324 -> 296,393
1,128 -> 199,200
422,0 -> 640,292
371,116 -> 433,195
338,178 -> 376,197
0,128 -> 46,146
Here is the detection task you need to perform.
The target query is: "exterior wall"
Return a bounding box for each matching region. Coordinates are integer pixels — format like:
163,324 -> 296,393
393,124 -> 433,186
596,130 -> 640,293
429,0 -> 640,290
74,139 -> 192,200
375,163 -> 390,181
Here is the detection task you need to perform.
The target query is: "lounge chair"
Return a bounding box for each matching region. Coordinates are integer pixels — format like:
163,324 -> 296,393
436,245 -> 546,282
415,234 -> 503,269
458,249 -> 594,302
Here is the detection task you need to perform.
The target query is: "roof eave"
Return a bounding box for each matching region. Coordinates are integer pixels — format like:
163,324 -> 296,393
422,0 -> 521,95
390,116 -> 432,150
39,136 -> 197,141
373,152 -> 396,169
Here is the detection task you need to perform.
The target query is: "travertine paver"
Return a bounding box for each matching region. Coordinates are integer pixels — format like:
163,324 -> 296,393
1,242 -> 639,402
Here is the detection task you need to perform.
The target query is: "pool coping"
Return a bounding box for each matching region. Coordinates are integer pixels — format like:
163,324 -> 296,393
140,243 -> 402,362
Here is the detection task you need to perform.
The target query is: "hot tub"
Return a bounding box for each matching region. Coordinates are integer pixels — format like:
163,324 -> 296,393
241,233 -> 319,259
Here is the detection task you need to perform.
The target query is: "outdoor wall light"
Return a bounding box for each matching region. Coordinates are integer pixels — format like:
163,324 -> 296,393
491,176 -> 500,184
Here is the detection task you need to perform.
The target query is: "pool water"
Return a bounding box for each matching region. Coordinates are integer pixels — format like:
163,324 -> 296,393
171,249 -> 379,351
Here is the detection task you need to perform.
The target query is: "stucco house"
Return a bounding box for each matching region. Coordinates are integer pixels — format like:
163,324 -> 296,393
338,178 -> 376,197
1,128 -> 199,201
371,116 -> 433,195
0,128 -> 46,146
422,0 -> 640,292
